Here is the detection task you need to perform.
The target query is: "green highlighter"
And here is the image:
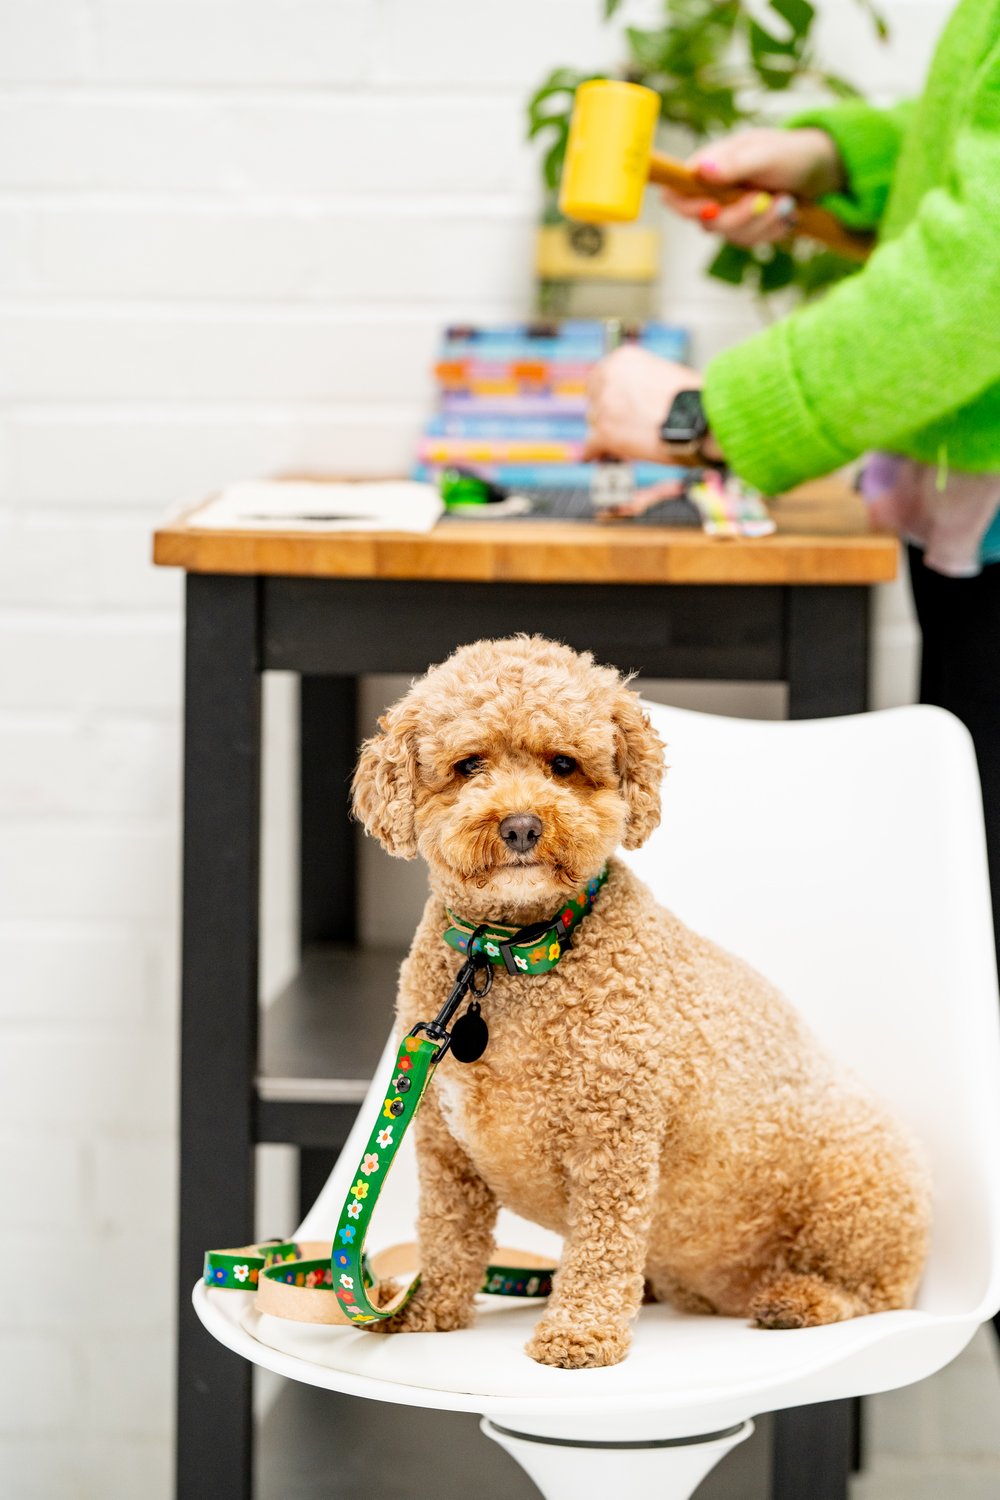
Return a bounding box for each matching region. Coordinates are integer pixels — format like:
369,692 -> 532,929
439,466 -> 509,511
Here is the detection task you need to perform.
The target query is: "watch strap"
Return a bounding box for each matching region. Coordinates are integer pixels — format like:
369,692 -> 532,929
660,388 -> 716,464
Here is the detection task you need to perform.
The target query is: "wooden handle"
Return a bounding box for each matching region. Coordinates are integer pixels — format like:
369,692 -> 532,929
647,151 -> 872,264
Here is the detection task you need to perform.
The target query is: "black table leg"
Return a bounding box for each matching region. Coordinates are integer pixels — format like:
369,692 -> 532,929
176,575 -> 262,1500
786,585 -> 869,719
299,675 -> 359,945
297,677 -> 359,1223
298,1147 -> 342,1223
773,585 -> 871,1499
772,1397 -> 854,1500
850,1394 -> 865,1472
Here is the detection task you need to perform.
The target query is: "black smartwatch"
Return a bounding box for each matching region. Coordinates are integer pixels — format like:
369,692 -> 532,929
660,388 -> 715,464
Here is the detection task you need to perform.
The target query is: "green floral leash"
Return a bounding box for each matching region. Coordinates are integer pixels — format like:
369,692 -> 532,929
330,1030 -> 447,1325
203,1028 -> 554,1316
204,967 -> 555,1325
204,876 -> 610,1326
204,1240 -> 307,1292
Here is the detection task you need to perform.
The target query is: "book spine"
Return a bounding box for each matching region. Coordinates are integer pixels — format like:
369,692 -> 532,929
412,461 -> 688,487
439,394 -> 587,417
435,359 -> 592,381
418,438 -> 585,464
435,376 -> 588,400
441,324 -> 602,352
438,325 -> 688,362
424,415 -> 589,440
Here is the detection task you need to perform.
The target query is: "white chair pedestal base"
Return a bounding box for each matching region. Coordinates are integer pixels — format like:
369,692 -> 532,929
481,1416 -> 754,1500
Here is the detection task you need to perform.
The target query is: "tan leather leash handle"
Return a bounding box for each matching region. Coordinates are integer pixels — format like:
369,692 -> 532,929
202,1239 -> 555,1327
647,151 -> 873,263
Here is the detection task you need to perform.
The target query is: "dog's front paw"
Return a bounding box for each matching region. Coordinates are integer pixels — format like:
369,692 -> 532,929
526,1315 -> 631,1369
374,1283 -> 476,1335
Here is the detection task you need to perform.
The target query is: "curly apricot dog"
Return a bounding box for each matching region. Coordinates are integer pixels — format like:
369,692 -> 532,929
352,636 -> 930,1369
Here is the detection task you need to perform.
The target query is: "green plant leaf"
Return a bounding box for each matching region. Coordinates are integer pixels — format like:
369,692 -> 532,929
747,0 -> 815,97
624,25 -> 671,72
527,65 -> 585,100
526,68 -> 588,127
527,117 -> 561,143
527,68 -> 605,149
542,134 -> 568,193
794,248 -> 860,297
749,58 -> 797,90
749,17 -> 798,58
707,242 -> 755,285
759,245 -> 797,291
527,104 -> 567,140
694,85 -> 742,130
603,0 -> 624,17
769,0 -> 815,38
747,18 -> 801,90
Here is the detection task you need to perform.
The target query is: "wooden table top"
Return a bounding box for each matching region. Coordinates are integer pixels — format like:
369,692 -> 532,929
153,476 -> 897,587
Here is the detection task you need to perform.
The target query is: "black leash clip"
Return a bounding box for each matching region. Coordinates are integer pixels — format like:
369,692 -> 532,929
410,926 -> 493,1061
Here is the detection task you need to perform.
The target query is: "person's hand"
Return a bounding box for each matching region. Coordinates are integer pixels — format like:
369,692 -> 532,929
584,346 -> 722,465
662,127 -> 845,248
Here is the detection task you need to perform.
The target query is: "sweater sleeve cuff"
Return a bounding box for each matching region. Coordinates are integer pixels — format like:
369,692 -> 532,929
786,101 -> 900,231
702,323 -> 854,494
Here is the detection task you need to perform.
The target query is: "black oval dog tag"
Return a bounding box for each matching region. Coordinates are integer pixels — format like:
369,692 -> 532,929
450,1001 -> 488,1064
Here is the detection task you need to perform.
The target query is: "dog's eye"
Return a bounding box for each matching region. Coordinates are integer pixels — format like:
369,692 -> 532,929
550,755 -> 577,777
455,755 -> 484,778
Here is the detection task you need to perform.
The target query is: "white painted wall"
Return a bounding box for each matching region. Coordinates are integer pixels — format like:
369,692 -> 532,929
0,2 -> 945,1494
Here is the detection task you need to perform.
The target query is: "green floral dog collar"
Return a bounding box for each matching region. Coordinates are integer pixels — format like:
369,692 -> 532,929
442,865 -> 608,975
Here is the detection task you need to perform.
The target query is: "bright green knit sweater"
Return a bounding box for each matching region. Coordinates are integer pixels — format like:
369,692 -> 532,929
702,0 -> 1000,494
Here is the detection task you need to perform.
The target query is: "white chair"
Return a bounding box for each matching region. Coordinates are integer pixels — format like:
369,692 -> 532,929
195,703 -> 1000,1500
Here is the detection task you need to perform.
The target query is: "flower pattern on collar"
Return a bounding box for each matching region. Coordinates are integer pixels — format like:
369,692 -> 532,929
441,865 -> 608,975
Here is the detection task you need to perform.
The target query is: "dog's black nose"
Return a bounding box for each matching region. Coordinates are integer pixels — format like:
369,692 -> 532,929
499,812 -> 542,854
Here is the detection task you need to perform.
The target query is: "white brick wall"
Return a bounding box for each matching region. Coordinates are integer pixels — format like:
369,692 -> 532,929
0,3 -> 941,1495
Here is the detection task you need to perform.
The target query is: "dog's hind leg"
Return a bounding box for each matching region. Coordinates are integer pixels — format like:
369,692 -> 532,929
750,1117 -> 930,1331
749,1271 -> 867,1329
749,1135 -> 929,1329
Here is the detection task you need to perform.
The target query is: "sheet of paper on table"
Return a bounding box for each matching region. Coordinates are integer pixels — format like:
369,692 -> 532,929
188,480 -> 444,533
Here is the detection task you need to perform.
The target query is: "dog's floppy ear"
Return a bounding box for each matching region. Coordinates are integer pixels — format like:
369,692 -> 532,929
351,704 -> 419,859
612,686 -> 665,850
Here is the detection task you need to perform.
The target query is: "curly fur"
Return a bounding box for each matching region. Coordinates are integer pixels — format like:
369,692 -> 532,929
351,636 -> 931,1369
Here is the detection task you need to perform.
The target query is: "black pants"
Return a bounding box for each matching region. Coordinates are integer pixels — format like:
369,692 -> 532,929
907,546 -> 1000,1342
908,546 -> 1000,958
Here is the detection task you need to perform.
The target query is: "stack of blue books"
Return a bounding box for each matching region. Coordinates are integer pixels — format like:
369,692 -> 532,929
413,320 -> 690,490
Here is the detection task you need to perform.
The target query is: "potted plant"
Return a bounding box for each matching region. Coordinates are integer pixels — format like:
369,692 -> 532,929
528,0 -> 888,312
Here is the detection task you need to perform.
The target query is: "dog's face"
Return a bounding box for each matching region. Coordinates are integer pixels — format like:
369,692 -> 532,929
352,638 -> 665,916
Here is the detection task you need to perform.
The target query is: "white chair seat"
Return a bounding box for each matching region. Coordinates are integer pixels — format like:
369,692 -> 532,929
196,1262 -> 968,1436
194,702 -> 1000,1477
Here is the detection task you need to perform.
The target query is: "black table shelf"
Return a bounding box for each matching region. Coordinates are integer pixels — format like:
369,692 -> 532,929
258,944 -> 403,1105
255,944 -> 403,1166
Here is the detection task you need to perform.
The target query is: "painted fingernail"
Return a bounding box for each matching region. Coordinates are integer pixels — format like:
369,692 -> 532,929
697,159 -> 719,179
699,202 -> 720,223
775,194 -> 797,220
752,192 -> 773,216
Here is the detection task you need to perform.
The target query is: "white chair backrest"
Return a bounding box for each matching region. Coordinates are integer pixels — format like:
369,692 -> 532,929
627,702 -> 1000,1316
302,704 -> 1000,1320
